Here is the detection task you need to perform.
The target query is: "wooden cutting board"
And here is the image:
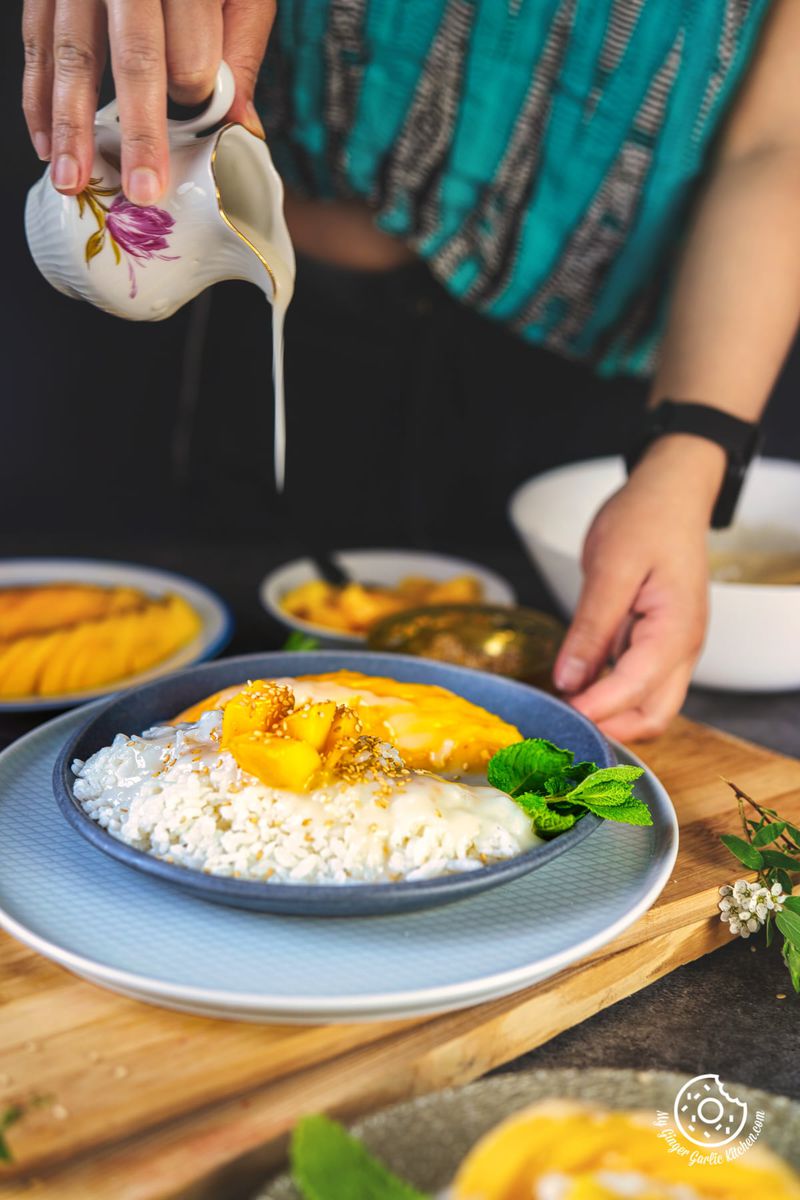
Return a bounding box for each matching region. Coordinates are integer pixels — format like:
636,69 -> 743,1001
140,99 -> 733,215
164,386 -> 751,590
2,716 -> 799,1200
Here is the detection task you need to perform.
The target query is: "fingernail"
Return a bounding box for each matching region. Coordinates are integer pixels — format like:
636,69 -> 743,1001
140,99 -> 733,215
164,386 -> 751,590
52,153 -> 79,191
34,132 -> 51,161
244,102 -> 265,140
127,167 -> 161,205
554,656 -> 589,694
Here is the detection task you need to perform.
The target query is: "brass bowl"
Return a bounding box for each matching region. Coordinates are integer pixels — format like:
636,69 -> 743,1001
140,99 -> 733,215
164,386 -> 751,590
367,604 -> 565,687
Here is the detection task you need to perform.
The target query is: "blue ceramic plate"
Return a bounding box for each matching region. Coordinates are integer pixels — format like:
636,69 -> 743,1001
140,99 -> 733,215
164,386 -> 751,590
0,558 -> 233,712
53,652 -> 612,916
2,705 -> 676,1020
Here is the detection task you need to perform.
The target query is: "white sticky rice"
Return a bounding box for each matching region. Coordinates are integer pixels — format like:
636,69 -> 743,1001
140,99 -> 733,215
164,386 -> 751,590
72,710 -> 538,885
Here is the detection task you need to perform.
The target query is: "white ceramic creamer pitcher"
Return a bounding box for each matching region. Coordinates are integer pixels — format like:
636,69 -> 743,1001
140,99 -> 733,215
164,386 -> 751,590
24,63 -> 295,321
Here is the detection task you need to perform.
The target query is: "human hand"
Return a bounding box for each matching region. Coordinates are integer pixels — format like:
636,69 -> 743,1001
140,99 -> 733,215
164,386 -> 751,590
22,0 -> 275,204
552,436 -> 726,742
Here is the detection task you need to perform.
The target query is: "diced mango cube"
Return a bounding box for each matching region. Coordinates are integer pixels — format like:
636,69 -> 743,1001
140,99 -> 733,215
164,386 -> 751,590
323,704 -> 362,753
230,732 -> 321,791
282,701 -> 338,751
222,681 -> 294,747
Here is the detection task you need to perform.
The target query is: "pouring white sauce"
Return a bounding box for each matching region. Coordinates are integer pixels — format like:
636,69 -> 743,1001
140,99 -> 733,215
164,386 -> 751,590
212,126 -> 295,492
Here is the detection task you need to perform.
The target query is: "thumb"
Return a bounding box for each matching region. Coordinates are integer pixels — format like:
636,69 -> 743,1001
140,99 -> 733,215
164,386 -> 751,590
222,0 -> 277,138
553,559 -> 642,695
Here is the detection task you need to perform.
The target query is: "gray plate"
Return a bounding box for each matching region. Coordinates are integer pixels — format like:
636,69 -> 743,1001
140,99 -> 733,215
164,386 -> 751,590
258,1068 -> 800,1198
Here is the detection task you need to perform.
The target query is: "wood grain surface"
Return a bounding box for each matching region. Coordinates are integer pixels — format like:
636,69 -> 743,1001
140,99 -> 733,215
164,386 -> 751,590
1,716 -> 799,1198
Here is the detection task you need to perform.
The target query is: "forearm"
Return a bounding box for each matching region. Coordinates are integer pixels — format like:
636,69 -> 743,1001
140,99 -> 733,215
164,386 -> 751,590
651,145 -> 800,423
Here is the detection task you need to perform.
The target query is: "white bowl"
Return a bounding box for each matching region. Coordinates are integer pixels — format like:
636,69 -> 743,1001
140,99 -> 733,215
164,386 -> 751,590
509,457 -> 800,693
260,549 -> 517,646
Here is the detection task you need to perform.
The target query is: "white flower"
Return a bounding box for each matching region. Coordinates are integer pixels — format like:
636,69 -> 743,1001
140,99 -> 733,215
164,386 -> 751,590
717,877 -> 790,939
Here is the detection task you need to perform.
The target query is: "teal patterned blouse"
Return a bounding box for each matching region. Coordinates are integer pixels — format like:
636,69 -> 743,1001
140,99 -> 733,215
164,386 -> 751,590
258,1 -> 770,376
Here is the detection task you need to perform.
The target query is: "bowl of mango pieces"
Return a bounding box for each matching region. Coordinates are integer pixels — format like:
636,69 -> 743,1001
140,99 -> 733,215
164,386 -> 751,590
261,1068 -> 800,1200
260,549 -> 517,647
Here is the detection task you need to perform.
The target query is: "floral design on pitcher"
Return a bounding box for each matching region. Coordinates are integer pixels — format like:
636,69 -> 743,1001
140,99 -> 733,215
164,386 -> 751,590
76,178 -> 178,299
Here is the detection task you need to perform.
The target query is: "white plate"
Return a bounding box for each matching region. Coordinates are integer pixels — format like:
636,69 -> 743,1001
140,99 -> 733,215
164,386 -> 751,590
0,557 -> 232,712
260,549 -> 517,645
0,708 -> 677,1023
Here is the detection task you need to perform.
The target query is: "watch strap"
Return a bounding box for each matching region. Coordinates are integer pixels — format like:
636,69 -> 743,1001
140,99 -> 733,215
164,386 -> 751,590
625,400 -> 762,528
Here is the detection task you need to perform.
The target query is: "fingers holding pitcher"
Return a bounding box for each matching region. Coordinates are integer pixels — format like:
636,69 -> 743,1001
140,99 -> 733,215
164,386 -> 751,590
106,0 -> 169,206
47,0 -> 107,194
163,0 -> 223,109
222,0 -> 277,138
22,0 -> 56,162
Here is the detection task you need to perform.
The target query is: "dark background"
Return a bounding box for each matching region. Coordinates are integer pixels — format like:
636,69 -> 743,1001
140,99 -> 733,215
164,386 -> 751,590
3,2 -> 799,562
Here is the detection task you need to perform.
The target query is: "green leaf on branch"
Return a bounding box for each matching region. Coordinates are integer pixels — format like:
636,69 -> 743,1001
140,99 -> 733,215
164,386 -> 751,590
775,910 -> 800,952
776,869 -> 794,895
720,834 -> 764,871
782,939 -> 800,993
752,821 -> 787,848
759,849 -> 799,871
782,896 -> 800,915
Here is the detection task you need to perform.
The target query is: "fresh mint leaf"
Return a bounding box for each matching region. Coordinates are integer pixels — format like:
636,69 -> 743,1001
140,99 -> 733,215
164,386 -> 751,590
513,793 -> 550,819
487,739 -> 575,798
532,809 -> 579,839
776,911 -> 800,953
752,821 -> 787,848
567,779 -> 642,807
570,765 -> 643,790
291,1115 -> 429,1200
284,632 -> 321,651
488,741 -> 651,833
720,834 -> 764,871
0,1106 -> 23,1164
581,798 -> 653,826
543,762 -> 596,795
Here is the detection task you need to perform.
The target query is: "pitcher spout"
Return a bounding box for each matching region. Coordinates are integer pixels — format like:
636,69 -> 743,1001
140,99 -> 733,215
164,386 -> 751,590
211,125 -> 295,307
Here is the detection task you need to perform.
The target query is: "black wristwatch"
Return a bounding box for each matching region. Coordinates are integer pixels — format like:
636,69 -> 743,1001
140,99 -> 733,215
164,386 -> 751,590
625,400 -> 762,529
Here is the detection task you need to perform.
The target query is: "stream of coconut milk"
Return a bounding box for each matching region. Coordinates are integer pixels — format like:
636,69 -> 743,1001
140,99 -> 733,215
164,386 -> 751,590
220,210 -> 294,493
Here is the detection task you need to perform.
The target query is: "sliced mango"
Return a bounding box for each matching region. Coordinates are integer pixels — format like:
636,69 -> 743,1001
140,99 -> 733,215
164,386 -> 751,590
229,732 -> 321,791
452,1101 -> 800,1200
0,588 -> 202,698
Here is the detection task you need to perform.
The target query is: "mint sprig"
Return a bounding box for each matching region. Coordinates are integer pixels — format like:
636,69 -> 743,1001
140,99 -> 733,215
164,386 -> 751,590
487,738 -> 651,840
291,1114 -> 429,1200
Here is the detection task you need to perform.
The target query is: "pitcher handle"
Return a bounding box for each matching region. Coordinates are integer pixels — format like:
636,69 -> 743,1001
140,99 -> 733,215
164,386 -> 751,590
95,61 -> 236,140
